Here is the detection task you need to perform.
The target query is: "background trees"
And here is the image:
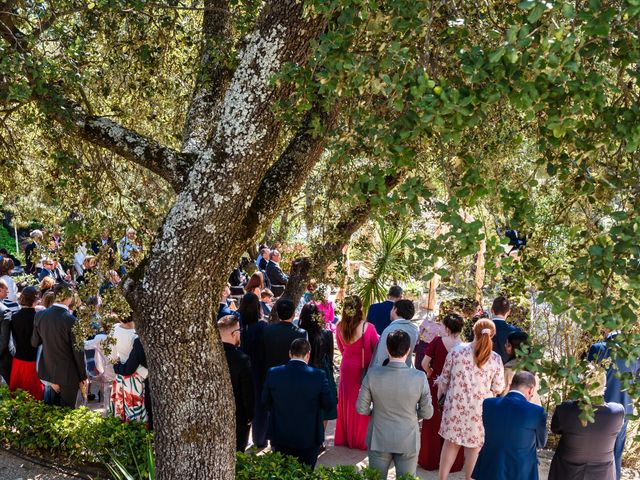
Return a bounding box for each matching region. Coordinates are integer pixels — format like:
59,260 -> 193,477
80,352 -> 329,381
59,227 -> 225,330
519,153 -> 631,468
1,0 -> 639,477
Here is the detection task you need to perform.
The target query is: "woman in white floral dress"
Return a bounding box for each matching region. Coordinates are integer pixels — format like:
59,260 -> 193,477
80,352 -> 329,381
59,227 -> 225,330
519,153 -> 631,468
437,318 -> 505,480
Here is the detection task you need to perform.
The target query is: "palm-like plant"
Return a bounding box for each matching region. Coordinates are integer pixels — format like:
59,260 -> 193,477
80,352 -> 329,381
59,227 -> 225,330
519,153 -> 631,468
107,439 -> 155,480
354,220 -> 410,312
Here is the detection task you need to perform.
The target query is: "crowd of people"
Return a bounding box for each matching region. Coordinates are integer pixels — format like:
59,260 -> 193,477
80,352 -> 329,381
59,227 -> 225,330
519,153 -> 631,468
0,232 -> 638,480
217,267 -> 637,480
0,227 -> 150,424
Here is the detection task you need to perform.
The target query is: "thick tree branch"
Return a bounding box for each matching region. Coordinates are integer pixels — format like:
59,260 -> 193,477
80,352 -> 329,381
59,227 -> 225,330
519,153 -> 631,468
181,0 -> 233,153
40,95 -> 194,191
241,103 -> 338,240
281,169 -> 408,302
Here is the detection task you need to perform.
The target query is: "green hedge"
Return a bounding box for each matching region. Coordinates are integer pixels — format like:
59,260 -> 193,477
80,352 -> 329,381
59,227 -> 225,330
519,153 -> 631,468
1,387 -> 417,479
0,386 -> 152,471
237,453 -> 417,480
0,224 -> 18,257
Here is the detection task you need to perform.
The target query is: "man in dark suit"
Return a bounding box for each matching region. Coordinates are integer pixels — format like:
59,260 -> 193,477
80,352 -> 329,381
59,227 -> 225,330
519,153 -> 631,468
218,315 -> 254,452
91,228 -> 115,254
262,298 -> 307,374
490,295 -> 521,363
31,284 -> 87,407
266,250 -> 289,286
366,285 -> 403,335
0,279 -> 13,384
24,229 -> 43,275
549,371 -> 625,480
262,338 -> 335,468
473,371 -> 547,480
38,258 -> 56,281
588,333 -> 639,479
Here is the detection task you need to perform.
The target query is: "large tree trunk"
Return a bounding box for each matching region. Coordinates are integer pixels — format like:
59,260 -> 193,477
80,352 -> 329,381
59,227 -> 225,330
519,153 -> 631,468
118,3 -> 329,479
2,1 -> 330,478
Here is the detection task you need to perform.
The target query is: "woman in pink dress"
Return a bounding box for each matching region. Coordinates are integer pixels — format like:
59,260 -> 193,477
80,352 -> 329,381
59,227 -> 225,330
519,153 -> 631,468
437,318 -> 504,480
335,295 -> 379,450
314,285 -> 336,333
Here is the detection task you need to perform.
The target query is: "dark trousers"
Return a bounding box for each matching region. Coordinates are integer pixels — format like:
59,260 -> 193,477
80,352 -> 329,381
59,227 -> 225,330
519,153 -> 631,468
251,382 -> 269,447
236,422 -> 251,452
614,418 -> 627,480
272,444 -> 320,469
44,384 -> 78,408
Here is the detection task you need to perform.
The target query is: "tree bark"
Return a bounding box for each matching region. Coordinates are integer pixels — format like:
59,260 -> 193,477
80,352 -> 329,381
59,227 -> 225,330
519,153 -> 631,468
3,2 -> 331,478
125,3 -> 328,479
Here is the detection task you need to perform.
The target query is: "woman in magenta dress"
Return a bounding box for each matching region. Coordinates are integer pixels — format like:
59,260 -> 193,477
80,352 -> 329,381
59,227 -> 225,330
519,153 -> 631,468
335,295 -> 379,450
418,312 -> 465,471
314,284 -> 336,333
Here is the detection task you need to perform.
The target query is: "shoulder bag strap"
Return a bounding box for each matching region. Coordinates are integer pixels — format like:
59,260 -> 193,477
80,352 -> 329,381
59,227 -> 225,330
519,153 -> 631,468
361,322 -> 366,369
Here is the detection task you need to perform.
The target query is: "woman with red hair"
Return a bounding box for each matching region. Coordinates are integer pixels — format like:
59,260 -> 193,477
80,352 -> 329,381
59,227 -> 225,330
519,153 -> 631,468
437,318 -> 505,480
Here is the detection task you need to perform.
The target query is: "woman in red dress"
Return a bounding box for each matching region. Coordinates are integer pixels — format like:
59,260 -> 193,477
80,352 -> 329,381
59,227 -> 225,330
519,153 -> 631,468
418,312 -> 465,471
334,295 -> 379,450
9,287 -> 44,400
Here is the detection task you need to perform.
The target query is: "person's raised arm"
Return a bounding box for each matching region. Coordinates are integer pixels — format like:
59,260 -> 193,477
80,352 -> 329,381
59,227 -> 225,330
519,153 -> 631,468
114,337 -> 146,376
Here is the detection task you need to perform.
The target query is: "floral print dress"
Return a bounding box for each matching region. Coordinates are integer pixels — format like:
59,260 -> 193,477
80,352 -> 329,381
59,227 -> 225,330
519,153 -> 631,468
438,343 -> 504,448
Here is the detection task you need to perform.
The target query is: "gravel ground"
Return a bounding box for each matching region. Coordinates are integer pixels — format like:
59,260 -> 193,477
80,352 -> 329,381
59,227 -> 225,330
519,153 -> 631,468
0,450 -> 73,480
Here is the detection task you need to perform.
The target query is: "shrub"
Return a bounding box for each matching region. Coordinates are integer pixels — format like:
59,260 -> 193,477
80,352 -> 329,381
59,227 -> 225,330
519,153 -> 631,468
0,386 -> 152,471
1,387 -> 420,479
0,224 -> 19,258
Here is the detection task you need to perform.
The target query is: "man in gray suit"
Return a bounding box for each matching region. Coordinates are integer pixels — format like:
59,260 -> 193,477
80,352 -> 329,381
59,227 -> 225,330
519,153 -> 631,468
31,284 -> 87,407
370,299 -> 419,368
0,279 -> 12,384
356,330 -> 433,479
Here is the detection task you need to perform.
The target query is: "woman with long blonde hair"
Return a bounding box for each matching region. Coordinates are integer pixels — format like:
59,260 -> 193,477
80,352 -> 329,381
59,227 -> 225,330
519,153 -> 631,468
437,318 -> 505,480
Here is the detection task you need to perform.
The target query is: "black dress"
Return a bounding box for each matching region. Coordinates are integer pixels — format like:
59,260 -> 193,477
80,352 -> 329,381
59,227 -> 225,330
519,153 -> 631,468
10,308 -> 38,361
308,330 -> 337,421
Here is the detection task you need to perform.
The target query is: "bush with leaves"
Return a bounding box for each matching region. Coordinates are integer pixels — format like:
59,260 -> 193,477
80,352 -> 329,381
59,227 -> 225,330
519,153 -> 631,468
0,387 -> 152,471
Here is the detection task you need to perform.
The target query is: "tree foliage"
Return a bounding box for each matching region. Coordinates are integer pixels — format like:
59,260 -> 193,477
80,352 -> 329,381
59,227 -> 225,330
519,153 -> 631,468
1,0 -> 640,473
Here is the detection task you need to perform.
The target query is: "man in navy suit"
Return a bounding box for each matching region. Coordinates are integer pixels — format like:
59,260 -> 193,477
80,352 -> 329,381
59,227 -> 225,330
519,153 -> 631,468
366,285 -> 402,335
266,250 -> 289,286
490,295 -> 522,364
588,332 -> 640,479
262,338 -> 336,468
473,371 -> 547,480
